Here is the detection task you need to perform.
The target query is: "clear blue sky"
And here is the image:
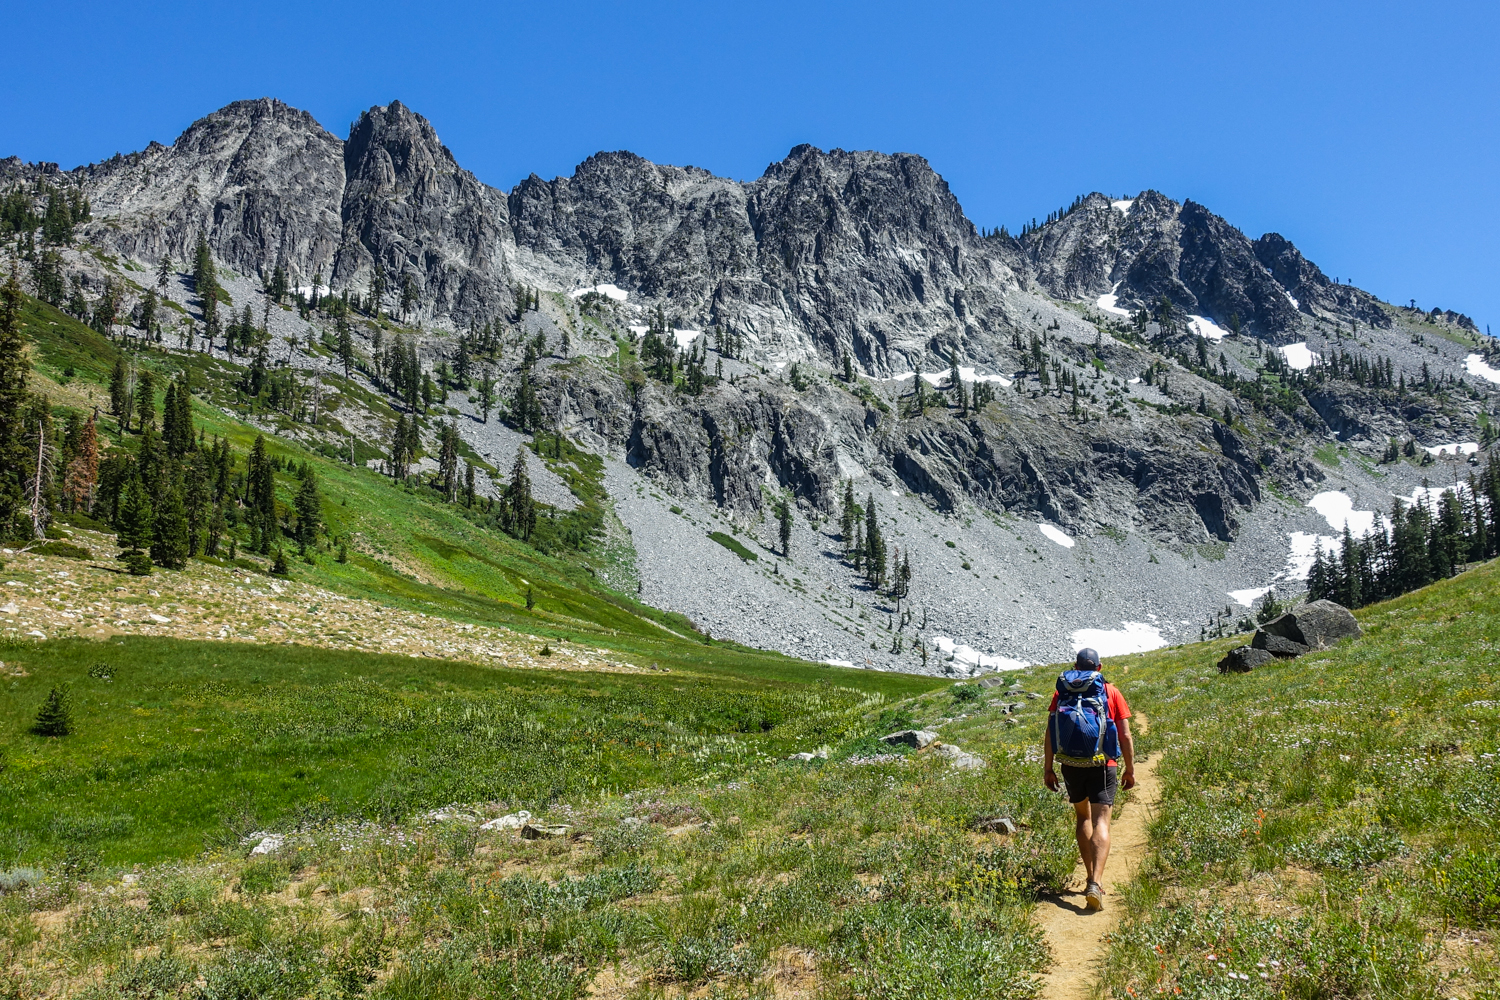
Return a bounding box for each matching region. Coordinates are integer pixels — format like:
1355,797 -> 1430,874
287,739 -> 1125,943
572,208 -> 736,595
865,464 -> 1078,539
3,1 -> 1495,331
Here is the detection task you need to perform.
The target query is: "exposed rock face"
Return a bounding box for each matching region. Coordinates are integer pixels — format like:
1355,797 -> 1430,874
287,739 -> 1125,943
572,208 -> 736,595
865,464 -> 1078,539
881,729 -> 939,749
74,99 -> 346,282
1012,192 -> 1304,336
512,144 -> 1015,373
1253,233 -> 1391,329
333,101 -> 513,327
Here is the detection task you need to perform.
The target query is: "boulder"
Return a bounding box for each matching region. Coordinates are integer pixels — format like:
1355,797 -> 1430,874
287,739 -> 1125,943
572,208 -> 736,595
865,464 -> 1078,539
881,729 -> 939,749
1250,632 -> 1309,657
1264,600 -> 1362,648
1251,600 -> 1360,657
520,822 -> 571,840
1218,646 -> 1275,673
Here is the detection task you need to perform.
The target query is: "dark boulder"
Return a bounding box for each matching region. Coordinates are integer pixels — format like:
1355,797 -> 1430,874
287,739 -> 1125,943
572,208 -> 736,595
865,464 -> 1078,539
1250,632 -> 1310,657
1218,645 -> 1276,673
1256,600 -> 1361,652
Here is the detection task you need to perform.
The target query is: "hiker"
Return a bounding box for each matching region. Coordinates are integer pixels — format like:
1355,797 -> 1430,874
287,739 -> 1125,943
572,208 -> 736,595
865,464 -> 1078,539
1042,647 -> 1135,911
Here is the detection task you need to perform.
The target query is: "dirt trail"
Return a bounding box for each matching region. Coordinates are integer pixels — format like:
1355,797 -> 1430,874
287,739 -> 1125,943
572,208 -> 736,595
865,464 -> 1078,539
1035,716 -> 1161,999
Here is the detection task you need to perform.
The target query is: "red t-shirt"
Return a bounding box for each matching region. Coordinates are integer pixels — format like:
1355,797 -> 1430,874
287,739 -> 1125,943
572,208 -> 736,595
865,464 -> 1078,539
1049,682 -> 1131,767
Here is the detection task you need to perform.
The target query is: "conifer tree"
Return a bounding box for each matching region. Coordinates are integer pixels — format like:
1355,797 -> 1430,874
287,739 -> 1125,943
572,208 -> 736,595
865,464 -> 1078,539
501,447 -> 536,541
336,315 -> 354,377
464,462 -> 476,508
32,686 -> 72,736
0,269 -> 29,538
776,494 -> 793,557
133,369 -> 156,432
151,468 -> 190,569
477,368 -> 496,423
117,474 -> 155,555
63,414 -> 99,512
294,470 -> 320,552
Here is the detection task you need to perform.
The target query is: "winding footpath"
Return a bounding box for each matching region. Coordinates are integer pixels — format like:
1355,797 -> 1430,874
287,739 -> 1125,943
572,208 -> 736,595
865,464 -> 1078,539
1035,716 -> 1162,999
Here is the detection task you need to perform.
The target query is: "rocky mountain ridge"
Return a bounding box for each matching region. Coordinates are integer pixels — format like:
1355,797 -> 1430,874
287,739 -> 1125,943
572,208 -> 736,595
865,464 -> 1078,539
3,96 -> 1496,671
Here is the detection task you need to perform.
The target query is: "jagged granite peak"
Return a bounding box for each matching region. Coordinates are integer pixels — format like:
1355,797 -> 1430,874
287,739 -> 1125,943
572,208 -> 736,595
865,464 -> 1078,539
65,98 -> 346,283
1252,232 -> 1391,328
333,101 -> 514,326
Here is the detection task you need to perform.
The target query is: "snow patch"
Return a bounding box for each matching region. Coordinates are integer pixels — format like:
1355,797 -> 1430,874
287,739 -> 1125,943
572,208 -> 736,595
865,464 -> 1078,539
1070,622 -> 1167,657
931,636 -> 1028,672
1096,282 -> 1131,317
1279,342 -> 1318,371
1466,354 -> 1500,384
1307,491 -> 1380,538
569,283 -> 629,302
1286,292 -> 1300,310
1127,377 -> 1141,384
821,659 -> 855,668
1187,315 -> 1229,341
1228,586 -> 1272,608
1424,441 -> 1480,457
672,329 -> 703,349
1285,532 -> 1339,580
1038,524 -> 1075,548
627,325 -> 649,336
883,368 -> 1011,387
1111,199 -> 1135,215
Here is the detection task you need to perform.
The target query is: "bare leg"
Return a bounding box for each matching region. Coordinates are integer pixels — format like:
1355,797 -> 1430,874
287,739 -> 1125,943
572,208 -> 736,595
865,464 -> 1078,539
1073,800 -> 1095,878
1088,802 -> 1112,885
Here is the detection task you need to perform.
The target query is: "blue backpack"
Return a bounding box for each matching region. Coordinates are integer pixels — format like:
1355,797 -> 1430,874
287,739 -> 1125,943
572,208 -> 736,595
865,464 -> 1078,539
1051,670 -> 1119,768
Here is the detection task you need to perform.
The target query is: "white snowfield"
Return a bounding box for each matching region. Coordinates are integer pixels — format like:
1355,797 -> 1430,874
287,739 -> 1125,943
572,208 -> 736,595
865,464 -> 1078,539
672,329 -> 703,349
1111,199 -> 1135,215
884,367 -> 1012,387
1228,586 -> 1273,608
930,635 -> 1028,672
1070,621 -> 1167,657
1279,342 -> 1318,370
820,658 -> 855,668
1286,292 -> 1300,310
1466,354 -> 1500,384
1188,315 -> 1229,341
1038,524 -> 1075,548
1424,442 -> 1480,457
1095,282 -> 1131,317
1285,531 -> 1339,580
568,283 -> 630,302
1307,491 -> 1382,538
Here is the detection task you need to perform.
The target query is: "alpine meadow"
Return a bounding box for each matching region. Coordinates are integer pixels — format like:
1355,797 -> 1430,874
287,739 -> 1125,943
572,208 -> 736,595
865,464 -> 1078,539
0,86 -> 1498,1000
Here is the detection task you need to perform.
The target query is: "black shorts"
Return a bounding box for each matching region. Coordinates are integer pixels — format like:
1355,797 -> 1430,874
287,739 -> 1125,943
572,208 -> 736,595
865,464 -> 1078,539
1060,764 -> 1118,805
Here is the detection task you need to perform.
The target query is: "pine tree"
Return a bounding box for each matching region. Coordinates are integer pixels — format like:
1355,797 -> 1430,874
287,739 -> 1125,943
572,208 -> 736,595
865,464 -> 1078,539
501,447 -> 536,541
63,413 -> 99,512
248,435 -> 276,553
0,269 -> 30,539
32,686 -> 72,736
271,546 -> 290,577
336,316 -> 354,378
842,351 -> 853,382
116,474 -> 155,554
477,368 -> 496,423
294,470 -> 320,552
437,423 -> 460,502
150,468 -> 190,569
133,369 -> 156,433
776,494 -> 793,556
464,461 -> 476,508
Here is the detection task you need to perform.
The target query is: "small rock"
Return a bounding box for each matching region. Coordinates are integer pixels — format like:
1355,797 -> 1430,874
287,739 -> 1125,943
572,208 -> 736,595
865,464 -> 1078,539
249,834 -> 283,855
520,822 -> 571,840
881,729 -> 939,749
932,743 -> 985,769
978,677 -> 1006,689
0,603 -> 17,615
1218,646 -> 1275,673
479,810 -> 531,831
25,631 -> 44,640
148,613 -> 172,624
973,816 -> 1018,835
1026,691 -> 1041,699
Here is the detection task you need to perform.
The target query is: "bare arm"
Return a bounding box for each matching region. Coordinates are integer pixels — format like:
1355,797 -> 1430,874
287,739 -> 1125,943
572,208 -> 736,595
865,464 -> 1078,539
1042,717 -> 1058,790
1118,717 -> 1136,790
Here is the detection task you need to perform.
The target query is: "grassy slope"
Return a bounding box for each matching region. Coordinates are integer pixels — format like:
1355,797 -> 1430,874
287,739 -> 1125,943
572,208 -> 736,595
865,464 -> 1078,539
1098,558 -> 1500,998
14,292 -> 940,697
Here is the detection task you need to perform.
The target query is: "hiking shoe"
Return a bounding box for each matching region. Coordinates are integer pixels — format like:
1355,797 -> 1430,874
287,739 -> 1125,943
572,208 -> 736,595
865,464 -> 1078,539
1085,882 -> 1105,911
